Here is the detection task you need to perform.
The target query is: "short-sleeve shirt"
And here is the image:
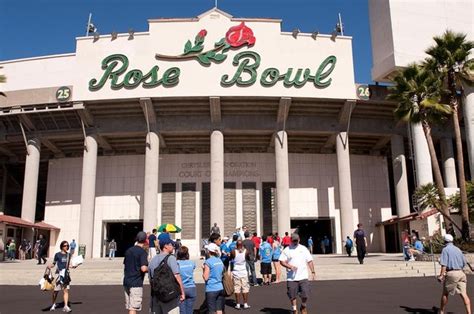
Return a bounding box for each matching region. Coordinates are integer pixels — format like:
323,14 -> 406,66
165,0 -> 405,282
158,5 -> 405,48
308,239 -> 313,247
148,253 -> 180,280
279,244 -> 313,281
440,243 -> 466,270
148,234 -> 157,248
53,252 -> 68,272
252,237 -> 261,249
353,229 -> 366,247
204,256 -> 224,292
414,240 -> 424,252
272,242 -> 282,260
123,245 -> 148,288
69,241 -> 76,250
243,239 -> 256,261
259,242 -> 273,263
158,232 -> 170,243
177,260 -> 196,288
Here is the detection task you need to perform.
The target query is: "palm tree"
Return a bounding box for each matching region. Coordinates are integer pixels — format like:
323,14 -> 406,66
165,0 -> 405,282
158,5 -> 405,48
426,30 -> 474,240
388,63 -> 462,232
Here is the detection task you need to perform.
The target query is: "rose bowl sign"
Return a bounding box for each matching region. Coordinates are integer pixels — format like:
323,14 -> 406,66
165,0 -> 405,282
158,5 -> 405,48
88,22 -> 337,92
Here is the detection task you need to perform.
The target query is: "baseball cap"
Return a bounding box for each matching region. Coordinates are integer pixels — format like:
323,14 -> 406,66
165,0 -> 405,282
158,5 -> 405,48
207,243 -> 220,253
444,234 -> 454,243
223,236 -> 229,241
291,233 -> 300,241
159,237 -> 176,250
136,231 -> 147,243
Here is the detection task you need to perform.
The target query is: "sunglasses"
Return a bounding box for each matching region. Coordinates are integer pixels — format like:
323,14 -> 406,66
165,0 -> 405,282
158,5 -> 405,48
62,245 -> 69,248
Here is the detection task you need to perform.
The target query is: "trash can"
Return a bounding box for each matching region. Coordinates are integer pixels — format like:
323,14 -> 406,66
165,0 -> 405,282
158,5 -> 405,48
78,245 -> 86,258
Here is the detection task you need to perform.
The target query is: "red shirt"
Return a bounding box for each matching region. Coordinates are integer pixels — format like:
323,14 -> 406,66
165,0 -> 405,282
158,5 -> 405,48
282,236 -> 291,246
252,236 -> 261,249
267,237 -> 274,245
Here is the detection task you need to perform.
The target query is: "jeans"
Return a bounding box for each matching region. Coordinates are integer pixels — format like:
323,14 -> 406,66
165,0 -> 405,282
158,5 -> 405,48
109,249 -> 116,259
246,260 -> 258,285
179,287 -> 196,314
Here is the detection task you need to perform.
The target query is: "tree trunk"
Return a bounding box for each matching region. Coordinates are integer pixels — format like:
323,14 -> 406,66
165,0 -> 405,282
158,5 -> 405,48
422,121 -> 462,233
449,71 -> 470,240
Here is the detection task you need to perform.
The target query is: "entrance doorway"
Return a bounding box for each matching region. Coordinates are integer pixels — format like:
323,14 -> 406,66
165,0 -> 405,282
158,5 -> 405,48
291,218 -> 334,254
105,222 -> 143,257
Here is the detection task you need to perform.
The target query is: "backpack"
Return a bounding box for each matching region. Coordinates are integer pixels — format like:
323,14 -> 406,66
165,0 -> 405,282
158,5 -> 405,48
222,269 -> 234,297
151,255 -> 181,303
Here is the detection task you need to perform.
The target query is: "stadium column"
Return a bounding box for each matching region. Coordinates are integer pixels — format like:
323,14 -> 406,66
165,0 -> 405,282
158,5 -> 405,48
463,85 -> 474,179
440,138 -> 457,188
275,130 -> 290,236
210,130 -> 224,233
79,135 -> 98,258
391,135 -> 410,217
410,123 -> 433,186
143,131 -> 159,233
336,132 -> 355,241
20,137 -> 41,223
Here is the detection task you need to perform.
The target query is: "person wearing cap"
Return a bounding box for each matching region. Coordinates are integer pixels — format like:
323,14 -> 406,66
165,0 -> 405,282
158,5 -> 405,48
148,237 -> 185,314
438,234 -> 471,314
220,236 -> 231,271
279,233 -> 315,314
203,241 -> 225,314
123,231 -> 149,314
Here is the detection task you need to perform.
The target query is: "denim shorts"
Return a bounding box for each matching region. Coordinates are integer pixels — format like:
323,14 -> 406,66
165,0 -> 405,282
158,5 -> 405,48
206,290 -> 225,312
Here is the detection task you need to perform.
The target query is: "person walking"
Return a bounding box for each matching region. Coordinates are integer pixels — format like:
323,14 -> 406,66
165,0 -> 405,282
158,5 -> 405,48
353,224 -> 367,264
149,238 -> 185,314
220,237 -> 231,271
252,232 -> 261,260
344,236 -> 353,257
176,246 -> 196,314
210,223 -> 221,236
272,235 -> 282,283
203,243 -> 225,314
279,233 -> 315,314
157,228 -> 171,249
259,235 -> 273,285
8,239 -> 16,260
123,232 -> 148,314
323,236 -> 330,254
37,234 -> 48,265
282,232 -> 291,249
307,236 -> 313,254
438,234 -> 471,314
69,239 -> 76,256
243,231 -> 258,286
148,229 -> 158,259
19,239 -> 28,260
48,240 -> 74,312
231,240 -> 251,310
108,239 -> 117,260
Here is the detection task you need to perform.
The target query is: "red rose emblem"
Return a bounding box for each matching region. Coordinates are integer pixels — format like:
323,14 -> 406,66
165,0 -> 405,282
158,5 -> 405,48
225,22 -> 256,48
197,29 -> 207,38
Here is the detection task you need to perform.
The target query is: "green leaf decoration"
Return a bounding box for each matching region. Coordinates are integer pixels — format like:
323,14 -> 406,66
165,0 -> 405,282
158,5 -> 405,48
210,53 -> 227,62
190,44 -> 204,53
184,40 -> 192,54
198,54 -> 210,65
195,36 -> 204,45
222,43 -> 231,53
215,37 -> 226,47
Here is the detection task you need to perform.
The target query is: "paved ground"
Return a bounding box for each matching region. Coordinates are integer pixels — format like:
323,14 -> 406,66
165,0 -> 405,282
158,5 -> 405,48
1,277 -> 472,313
0,253 -> 452,285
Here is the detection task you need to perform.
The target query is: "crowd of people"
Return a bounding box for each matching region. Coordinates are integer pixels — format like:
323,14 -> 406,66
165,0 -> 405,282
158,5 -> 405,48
119,225 -> 315,314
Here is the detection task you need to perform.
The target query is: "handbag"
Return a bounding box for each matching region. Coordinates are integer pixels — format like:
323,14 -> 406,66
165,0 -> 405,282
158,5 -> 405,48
41,267 -> 55,291
222,269 -> 234,297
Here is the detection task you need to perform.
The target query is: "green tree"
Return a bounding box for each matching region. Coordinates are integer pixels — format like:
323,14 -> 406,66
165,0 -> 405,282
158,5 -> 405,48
450,181 -> 474,223
426,30 -> 474,240
414,183 -> 442,210
388,63 -> 461,232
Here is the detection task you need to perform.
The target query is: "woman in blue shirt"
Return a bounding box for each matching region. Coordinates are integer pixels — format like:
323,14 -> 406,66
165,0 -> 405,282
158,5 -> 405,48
177,246 -> 196,314
203,242 -> 225,314
272,236 -> 282,283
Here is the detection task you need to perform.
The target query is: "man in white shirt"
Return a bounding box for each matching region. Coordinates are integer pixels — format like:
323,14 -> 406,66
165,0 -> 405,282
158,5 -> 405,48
279,233 -> 315,314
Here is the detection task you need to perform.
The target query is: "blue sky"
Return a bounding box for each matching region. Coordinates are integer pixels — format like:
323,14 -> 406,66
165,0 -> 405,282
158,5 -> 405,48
0,0 -> 373,83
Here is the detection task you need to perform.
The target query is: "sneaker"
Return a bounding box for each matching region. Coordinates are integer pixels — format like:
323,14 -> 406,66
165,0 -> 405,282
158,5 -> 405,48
243,304 -> 251,309
409,257 -> 416,262
63,305 -> 72,312
49,304 -> 56,311
235,304 -> 241,310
